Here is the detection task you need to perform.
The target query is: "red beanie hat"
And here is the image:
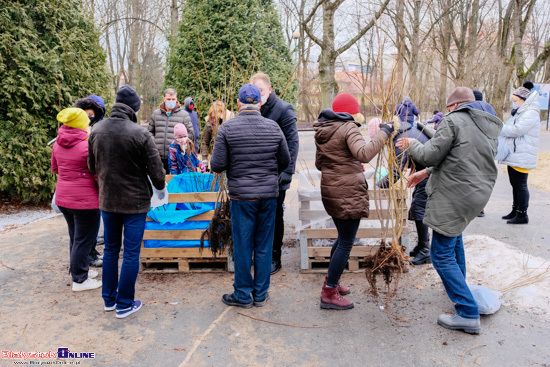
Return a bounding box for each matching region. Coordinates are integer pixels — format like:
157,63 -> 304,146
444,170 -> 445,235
332,93 -> 360,114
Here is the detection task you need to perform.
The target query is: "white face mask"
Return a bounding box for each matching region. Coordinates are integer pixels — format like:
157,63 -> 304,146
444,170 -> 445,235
261,94 -> 268,105
166,100 -> 177,110
512,101 -> 519,110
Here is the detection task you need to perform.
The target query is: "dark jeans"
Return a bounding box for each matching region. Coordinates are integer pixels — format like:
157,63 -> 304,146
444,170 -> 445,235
101,211 -> 147,310
507,165 -> 530,211
272,190 -> 286,263
161,158 -> 170,176
327,218 -> 361,287
230,198 -> 277,303
58,207 -> 100,283
415,220 -> 430,243
431,231 -> 479,319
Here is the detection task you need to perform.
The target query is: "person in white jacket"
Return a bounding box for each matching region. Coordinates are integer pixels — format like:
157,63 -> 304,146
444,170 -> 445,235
498,81 -> 540,224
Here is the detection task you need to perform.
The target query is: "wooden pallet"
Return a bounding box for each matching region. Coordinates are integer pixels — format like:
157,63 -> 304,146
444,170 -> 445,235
140,175 -> 234,273
299,188 -> 409,271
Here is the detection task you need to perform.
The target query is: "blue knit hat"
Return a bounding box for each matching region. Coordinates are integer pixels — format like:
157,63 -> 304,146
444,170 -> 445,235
116,85 -> 141,112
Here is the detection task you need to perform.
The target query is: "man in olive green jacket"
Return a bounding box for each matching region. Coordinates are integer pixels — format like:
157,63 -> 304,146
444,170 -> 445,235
397,87 -> 502,335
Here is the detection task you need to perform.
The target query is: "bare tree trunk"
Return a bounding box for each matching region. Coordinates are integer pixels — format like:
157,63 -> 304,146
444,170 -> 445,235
171,0 -> 179,41
128,0 -> 139,88
395,0 -> 405,91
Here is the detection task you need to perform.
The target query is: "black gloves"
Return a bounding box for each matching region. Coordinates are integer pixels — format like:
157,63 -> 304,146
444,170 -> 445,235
379,123 -> 394,137
278,172 -> 293,187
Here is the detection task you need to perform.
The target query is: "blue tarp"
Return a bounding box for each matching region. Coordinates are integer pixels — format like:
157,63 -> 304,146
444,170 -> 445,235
145,173 -> 218,248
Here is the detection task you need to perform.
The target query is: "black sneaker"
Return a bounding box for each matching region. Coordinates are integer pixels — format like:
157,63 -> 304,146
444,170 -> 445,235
270,260 -> 282,275
253,293 -> 270,307
222,294 -> 252,309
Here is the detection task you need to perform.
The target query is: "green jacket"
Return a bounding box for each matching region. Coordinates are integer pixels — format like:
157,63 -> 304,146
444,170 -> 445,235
408,104 -> 503,237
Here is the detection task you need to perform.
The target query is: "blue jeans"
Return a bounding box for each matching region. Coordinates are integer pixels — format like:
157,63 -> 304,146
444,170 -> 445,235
431,231 -> 479,319
230,198 -> 277,303
101,211 -> 147,310
327,218 -> 361,287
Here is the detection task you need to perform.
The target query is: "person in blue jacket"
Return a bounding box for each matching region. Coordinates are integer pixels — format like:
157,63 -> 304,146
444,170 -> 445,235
394,97 -> 419,123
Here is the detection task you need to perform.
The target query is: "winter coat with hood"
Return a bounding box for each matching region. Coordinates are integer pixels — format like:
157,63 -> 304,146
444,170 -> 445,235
148,102 -> 194,160
408,103 -> 503,237
52,125 -> 99,210
260,91 -> 299,191
314,110 -> 389,220
498,91 -> 540,169
183,99 -> 200,142
394,99 -> 419,123
210,109 -> 290,201
88,103 -> 166,214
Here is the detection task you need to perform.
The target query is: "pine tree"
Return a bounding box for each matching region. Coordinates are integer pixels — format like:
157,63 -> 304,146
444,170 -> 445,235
0,0 -> 112,203
165,0 -> 295,118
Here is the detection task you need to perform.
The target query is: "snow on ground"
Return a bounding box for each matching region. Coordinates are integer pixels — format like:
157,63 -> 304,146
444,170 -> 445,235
464,235 -> 550,319
0,207 -> 59,233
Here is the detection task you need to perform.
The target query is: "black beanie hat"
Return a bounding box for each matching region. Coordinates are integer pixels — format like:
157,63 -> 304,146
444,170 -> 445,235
473,90 -> 483,101
74,97 -> 104,123
116,85 -> 141,112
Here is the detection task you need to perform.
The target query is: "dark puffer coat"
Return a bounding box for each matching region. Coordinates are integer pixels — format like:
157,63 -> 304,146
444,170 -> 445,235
260,91 -> 299,191
314,110 -> 388,220
88,103 -> 166,214
148,103 -> 194,160
210,110 -> 290,200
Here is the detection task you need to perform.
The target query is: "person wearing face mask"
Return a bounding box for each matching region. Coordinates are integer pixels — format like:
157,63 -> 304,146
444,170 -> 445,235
183,97 -> 201,151
498,81 -> 540,225
148,88 -> 194,173
168,123 -> 206,174
74,95 -> 107,267
250,72 -> 299,275
200,100 -> 233,165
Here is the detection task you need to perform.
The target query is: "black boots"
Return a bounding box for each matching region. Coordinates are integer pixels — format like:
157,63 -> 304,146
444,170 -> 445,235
502,207 -> 516,220
409,243 -> 423,257
411,241 -> 431,265
507,210 -> 529,224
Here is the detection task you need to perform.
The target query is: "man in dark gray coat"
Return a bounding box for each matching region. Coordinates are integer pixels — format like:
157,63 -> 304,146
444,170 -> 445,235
397,87 -> 502,334
210,84 -> 290,309
148,88 -> 194,173
250,72 -> 299,274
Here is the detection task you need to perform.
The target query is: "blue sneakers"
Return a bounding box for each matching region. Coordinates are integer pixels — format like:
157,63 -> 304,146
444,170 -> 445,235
115,300 -> 142,319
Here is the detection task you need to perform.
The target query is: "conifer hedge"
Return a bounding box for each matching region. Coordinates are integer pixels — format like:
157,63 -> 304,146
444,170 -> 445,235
0,1 -> 111,203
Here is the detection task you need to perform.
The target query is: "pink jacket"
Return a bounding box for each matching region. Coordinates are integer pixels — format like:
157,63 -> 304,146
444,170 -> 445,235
51,125 -> 99,209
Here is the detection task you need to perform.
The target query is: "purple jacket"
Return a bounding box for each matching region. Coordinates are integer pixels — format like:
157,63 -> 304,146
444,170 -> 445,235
394,100 -> 419,123
427,112 -> 444,124
52,126 -> 99,209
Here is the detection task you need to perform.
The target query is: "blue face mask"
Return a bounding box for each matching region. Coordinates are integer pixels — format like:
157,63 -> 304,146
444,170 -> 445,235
166,101 -> 177,110
512,101 -> 519,110
88,116 -> 94,123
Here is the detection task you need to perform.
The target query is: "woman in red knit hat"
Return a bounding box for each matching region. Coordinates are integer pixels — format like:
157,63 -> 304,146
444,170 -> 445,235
313,93 -> 394,310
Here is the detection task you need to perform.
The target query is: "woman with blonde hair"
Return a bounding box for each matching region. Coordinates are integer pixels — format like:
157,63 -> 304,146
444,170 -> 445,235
201,100 -> 232,163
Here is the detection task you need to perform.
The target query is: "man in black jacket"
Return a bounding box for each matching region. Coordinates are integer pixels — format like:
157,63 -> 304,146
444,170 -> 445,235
250,72 -> 299,274
211,84 -> 290,308
88,85 -> 165,319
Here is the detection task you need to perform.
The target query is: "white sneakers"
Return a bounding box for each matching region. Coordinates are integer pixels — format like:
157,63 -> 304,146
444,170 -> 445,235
72,277 -> 102,292
88,269 -> 99,278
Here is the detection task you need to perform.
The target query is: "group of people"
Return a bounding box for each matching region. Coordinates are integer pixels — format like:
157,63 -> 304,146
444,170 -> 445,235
51,68 -> 540,331
51,72 -> 299,318
313,83 -> 540,335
